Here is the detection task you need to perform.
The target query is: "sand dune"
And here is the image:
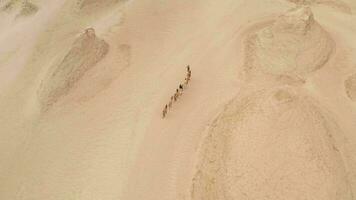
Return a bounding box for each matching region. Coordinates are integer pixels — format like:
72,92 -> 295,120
191,88 -> 353,200
190,3 -> 355,200
243,6 -> 334,80
0,0 -> 356,199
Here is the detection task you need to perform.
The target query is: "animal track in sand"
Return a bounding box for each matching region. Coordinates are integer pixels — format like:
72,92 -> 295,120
191,88 -> 353,200
243,6 -> 334,81
345,73 -> 356,101
38,28 -> 109,111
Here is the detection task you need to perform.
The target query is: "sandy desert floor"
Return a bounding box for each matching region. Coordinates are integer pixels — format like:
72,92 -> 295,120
0,0 -> 356,199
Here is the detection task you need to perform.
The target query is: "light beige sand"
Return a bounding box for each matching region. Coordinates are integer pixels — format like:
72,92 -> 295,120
0,0 -> 356,199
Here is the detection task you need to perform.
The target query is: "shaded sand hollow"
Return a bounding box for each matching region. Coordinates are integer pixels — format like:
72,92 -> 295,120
0,0 -> 356,199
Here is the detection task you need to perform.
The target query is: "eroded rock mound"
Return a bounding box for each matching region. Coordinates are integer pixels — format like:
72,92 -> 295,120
38,28 -> 109,110
191,88 -> 353,200
345,73 -> 356,101
244,7 -> 334,79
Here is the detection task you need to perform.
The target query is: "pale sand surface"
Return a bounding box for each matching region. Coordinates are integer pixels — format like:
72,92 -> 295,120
0,0 -> 356,199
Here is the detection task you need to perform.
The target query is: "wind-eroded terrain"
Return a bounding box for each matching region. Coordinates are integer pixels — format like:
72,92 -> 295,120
0,0 -> 356,199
